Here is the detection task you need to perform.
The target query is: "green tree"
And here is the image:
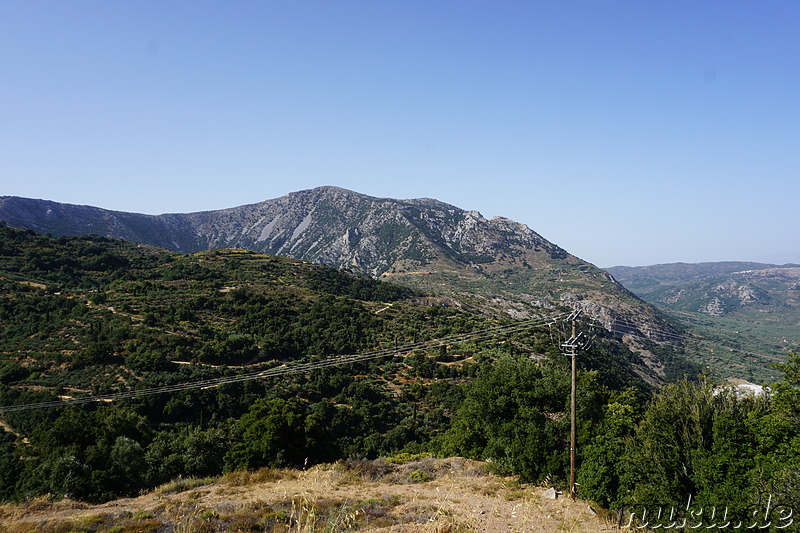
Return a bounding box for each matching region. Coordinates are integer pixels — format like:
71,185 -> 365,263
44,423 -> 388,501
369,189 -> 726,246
750,354 -> 800,515
224,397 -> 333,471
145,426 -> 230,485
620,380 -> 763,524
577,387 -> 640,507
0,432 -> 23,501
436,355 -> 570,483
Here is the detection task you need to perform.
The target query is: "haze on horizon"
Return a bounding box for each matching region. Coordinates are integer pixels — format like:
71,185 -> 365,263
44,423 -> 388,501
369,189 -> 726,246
1,2 -> 798,268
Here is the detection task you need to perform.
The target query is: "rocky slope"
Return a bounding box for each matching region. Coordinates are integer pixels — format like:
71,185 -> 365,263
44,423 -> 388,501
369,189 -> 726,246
1,187 -> 567,276
0,187 -> 676,347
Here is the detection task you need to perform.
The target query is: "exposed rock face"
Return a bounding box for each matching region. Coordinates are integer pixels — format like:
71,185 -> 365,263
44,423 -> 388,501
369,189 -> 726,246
709,280 -> 769,305
0,188 -> 565,276
0,188 -> 560,273
699,296 -> 727,317
0,187 -> 673,347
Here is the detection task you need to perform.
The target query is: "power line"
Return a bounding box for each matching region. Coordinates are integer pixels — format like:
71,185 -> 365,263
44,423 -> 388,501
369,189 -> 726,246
2,306 -> 787,413
606,318 -> 787,364
0,313 -> 570,413
608,318 -> 688,342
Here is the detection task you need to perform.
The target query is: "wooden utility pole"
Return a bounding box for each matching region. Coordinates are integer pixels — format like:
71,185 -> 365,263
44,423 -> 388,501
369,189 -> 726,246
561,311 -> 581,500
569,316 -> 577,499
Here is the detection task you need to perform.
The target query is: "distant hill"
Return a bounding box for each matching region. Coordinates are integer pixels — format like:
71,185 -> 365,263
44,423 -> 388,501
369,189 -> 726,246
0,188 -> 677,350
0,223 -> 657,394
606,262 -> 800,319
607,262 -> 800,383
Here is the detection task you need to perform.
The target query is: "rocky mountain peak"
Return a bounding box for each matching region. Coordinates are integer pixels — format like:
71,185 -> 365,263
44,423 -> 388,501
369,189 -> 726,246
1,188 -> 676,364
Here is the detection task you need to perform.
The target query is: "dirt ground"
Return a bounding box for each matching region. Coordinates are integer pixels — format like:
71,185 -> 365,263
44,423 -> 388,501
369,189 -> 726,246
0,457 -> 619,532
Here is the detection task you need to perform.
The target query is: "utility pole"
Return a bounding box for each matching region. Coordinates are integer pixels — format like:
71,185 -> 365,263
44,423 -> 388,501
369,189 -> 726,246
562,311 -> 581,500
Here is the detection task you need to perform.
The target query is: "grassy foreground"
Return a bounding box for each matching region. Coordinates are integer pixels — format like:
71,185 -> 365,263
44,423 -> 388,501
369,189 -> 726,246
0,457 -> 614,533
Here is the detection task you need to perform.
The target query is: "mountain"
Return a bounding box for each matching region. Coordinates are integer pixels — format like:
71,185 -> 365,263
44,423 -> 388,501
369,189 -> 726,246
0,187 -> 680,364
0,188 -> 574,280
0,187 -> 652,314
607,262 -> 800,383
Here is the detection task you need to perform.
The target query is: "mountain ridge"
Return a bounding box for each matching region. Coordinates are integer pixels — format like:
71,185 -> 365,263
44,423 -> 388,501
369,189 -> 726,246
0,186 -> 588,283
1,187 -> 679,370
0,187 -> 569,270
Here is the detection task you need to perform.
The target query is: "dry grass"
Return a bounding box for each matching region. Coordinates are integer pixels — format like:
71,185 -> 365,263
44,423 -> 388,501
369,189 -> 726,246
0,458 -> 617,532
0,495 -> 89,523
154,476 -> 220,495
220,467 -> 299,487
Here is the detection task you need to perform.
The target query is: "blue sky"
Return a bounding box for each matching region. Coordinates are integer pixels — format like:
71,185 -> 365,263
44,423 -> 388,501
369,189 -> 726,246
2,1 -> 798,267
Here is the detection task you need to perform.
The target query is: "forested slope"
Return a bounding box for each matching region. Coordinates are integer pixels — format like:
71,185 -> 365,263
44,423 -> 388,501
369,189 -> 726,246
0,223 -> 643,502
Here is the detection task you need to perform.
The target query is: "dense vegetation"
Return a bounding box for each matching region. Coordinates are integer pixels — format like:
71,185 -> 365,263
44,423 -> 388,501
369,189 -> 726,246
0,223 -> 797,528
429,352 -> 799,528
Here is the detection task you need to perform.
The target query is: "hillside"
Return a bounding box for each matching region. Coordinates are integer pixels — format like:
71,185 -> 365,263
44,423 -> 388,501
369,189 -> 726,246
607,262 -> 800,383
0,188 -> 676,344
0,225 -> 658,504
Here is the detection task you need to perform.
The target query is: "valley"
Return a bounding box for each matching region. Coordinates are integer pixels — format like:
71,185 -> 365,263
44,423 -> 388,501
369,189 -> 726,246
607,262 -> 800,383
